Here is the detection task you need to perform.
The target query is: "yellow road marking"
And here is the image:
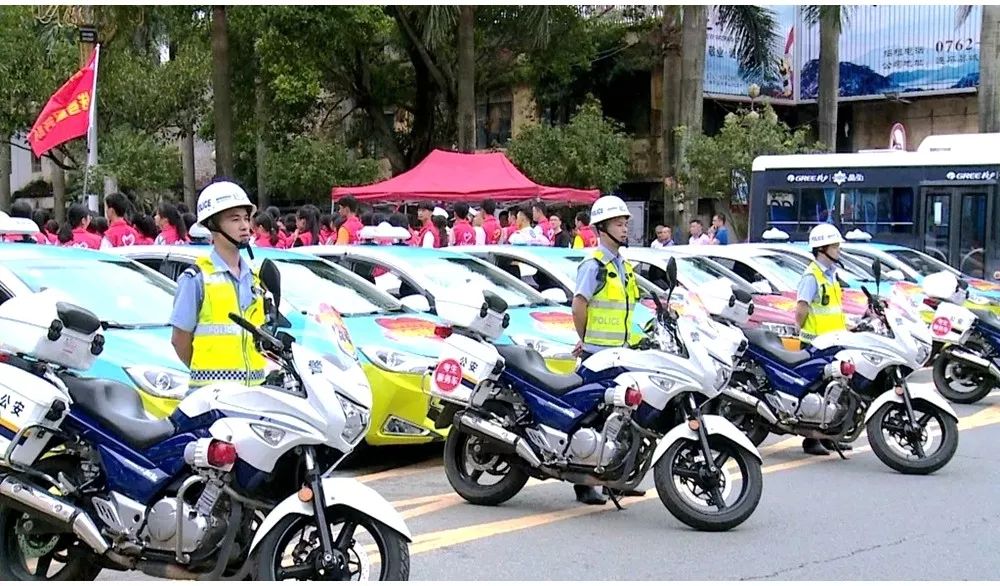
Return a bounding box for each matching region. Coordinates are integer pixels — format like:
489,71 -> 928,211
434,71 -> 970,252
352,458 -> 442,483
404,405 -> 1000,556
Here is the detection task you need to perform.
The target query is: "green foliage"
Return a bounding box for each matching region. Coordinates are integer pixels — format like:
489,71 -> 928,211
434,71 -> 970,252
94,128 -> 182,194
678,103 -> 823,200
507,98 -> 629,192
264,137 -> 379,206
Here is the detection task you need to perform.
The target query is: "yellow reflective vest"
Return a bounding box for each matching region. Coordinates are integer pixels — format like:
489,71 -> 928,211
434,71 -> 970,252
189,256 -> 267,387
584,249 -> 642,348
799,261 -> 847,343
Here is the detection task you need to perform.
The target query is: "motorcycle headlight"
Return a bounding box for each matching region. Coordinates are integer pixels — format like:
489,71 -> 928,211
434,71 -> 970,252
125,366 -> 189,400
759,322 -> 798,338
712,358 -> 732,391
336,393 -> 370,445
510,335 -> 575,360
358,345 -> 436,374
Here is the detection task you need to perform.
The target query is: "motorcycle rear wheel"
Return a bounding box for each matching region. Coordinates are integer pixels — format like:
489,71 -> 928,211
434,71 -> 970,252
444,428 -> 528,506
932,345 -> 995,404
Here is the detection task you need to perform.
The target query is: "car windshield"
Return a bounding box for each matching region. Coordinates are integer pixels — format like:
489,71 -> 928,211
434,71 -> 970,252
674,255 -> 754,293
5,258 -> 175,327
752,254 -> 812,290
541,252 -> 663,296
270,259 -> 403,316
887,249 -> 959,277
407,256 -> 548,308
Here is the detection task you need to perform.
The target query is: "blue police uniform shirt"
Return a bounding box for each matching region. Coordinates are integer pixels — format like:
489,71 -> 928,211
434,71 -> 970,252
169,249 -> 257,333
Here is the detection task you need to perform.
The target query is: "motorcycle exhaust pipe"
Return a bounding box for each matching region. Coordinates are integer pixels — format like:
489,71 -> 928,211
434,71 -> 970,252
948,348 -> 1000,379
456,412 -> 542,468
720,386 -> 779,425
0,475 -> 109,555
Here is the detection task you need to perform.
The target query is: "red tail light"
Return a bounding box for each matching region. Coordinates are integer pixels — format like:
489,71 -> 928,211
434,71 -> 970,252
434,326 -> 453,338
840,361 -> 856,377
922,297 -> 940,309
207,440 -> 238,468
624,387 -> 643,407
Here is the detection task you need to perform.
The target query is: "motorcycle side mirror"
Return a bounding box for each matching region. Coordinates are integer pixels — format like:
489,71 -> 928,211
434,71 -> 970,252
665,257 -> 678,290
871,258 -> 881,286
260,259 -> 282,310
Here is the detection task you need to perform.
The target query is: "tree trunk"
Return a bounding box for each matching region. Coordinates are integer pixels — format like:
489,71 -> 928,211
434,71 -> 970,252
660,6 -> 682,225
817,9 -> 840,152
255,74 -> 269,210
456,6 -> 476,152
677,5 -> 707,232
980,5 -> 1000,132
211,5 -> 234,177
181,126 -> 196,211
50,154 -> 66,224
0,140 -> 10,212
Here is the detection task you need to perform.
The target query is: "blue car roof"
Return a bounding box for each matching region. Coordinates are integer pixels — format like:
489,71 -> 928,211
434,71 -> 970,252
0,243 -> 123,261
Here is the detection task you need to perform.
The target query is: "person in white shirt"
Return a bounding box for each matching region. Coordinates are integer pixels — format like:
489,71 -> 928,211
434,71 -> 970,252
650,225 -> 674,248
471,207 -> 487,245
507,206 -> 550,245
688,219 -> 712,245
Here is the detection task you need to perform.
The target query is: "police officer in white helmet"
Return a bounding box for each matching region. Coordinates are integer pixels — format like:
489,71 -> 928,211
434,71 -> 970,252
570,195 -> 645,505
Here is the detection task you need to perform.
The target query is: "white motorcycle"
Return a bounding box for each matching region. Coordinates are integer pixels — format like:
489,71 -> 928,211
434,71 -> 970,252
428,258 -> 763,531
0,260 -> 409,581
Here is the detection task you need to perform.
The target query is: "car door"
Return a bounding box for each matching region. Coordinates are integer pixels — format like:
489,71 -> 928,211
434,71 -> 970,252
705,256 -> 777,294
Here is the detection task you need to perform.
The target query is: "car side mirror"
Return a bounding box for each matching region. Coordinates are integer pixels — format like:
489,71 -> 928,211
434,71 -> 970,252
400,294 -> 431,313
540,288 -> 568,304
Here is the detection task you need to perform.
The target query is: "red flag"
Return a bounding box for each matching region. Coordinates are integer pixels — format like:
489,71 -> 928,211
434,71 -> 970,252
27,50 -> 97,158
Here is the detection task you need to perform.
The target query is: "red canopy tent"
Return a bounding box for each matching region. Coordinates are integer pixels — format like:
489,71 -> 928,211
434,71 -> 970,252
331,149 -> 599,204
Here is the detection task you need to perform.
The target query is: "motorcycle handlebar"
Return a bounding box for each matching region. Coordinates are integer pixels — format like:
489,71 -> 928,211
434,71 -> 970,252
228,312 -> 286,353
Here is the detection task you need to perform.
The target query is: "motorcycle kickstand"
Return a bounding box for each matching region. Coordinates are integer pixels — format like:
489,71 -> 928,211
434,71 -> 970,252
831,442 -> 849,460
604,488 -> 625,511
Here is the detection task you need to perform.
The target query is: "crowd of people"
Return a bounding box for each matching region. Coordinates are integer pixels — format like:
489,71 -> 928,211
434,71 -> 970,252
3,189 -> 736,251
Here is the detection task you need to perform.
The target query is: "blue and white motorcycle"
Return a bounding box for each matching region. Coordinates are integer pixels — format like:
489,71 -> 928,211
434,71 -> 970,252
427,259 -> 762,532
0,260 -> 409,581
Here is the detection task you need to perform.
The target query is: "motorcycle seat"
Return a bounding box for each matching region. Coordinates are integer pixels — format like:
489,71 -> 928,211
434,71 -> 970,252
744,328 -> 812,366
60,375 -> 175,449
497,345 -> 582,395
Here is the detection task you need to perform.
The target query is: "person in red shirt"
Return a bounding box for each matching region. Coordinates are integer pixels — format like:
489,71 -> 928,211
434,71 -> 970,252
414,202 -> 441,248
451,202 -> 476,246
57,204 -> 103,249
290,205 -> 321,247
480,198 -> 502,244
3,200 -> 49,244
43,219 -> 59,244
252,212 -> 283,248
133,214 -> 158,245
573,211 -> 599,248
102,193 -> 140,247
532,202 -> 554,245
335,195 -> 364,245
319,213 -> 337,245
154,203 -> 190,245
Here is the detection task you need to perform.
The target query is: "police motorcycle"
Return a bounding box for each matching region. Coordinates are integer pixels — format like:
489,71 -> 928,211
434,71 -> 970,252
427,258 -> 763,532
0,260 -> 410,581
715,259 -> 959,475
921,272 -> 1000,404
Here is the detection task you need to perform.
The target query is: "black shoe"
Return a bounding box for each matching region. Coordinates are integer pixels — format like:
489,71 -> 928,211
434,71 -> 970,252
607,488 -> 646,498
802,438 -> 830,456
820,440 -> 853,452
574,485 -> 607,505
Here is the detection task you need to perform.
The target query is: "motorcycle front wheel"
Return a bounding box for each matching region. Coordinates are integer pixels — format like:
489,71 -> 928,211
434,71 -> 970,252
866,400 -> 959,475
653,436 -> 762,532
255,506 -> 409,581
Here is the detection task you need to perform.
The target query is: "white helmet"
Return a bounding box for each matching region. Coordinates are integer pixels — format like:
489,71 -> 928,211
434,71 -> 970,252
196,181 -> 257,225
808,223 -> 843,249
922,271 -> 962,302
590,195 -> 631,225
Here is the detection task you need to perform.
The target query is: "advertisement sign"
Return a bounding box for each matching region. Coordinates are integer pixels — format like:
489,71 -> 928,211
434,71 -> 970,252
797,5 -> 981,100
703,5 -> 797,101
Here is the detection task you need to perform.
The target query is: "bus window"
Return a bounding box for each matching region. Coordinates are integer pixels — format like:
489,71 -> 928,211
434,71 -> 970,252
767,190 -> 796,229
841,187 -> 915,236
799,188 -> 835,230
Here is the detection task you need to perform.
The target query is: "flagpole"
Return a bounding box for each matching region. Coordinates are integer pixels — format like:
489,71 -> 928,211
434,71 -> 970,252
82,44 -> 100,213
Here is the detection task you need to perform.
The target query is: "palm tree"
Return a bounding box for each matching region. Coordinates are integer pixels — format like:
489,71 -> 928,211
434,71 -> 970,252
456,6 -> 475,152
211,5 -> 233,177
958,5 -> 1000,132
662,5 -> 779,225
802,6 -> 849,152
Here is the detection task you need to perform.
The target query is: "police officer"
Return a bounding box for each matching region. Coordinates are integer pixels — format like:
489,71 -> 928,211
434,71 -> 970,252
571,195 -> 644,505
797,223 -> 852,456
169,181 -> 268,388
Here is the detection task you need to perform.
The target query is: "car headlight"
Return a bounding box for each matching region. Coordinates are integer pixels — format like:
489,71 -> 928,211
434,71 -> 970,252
125,366 -> 189,400
336,393 -> 370,445
358,345 -> 436,374
509,335 -> 575,360
759,322 -> 798,338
